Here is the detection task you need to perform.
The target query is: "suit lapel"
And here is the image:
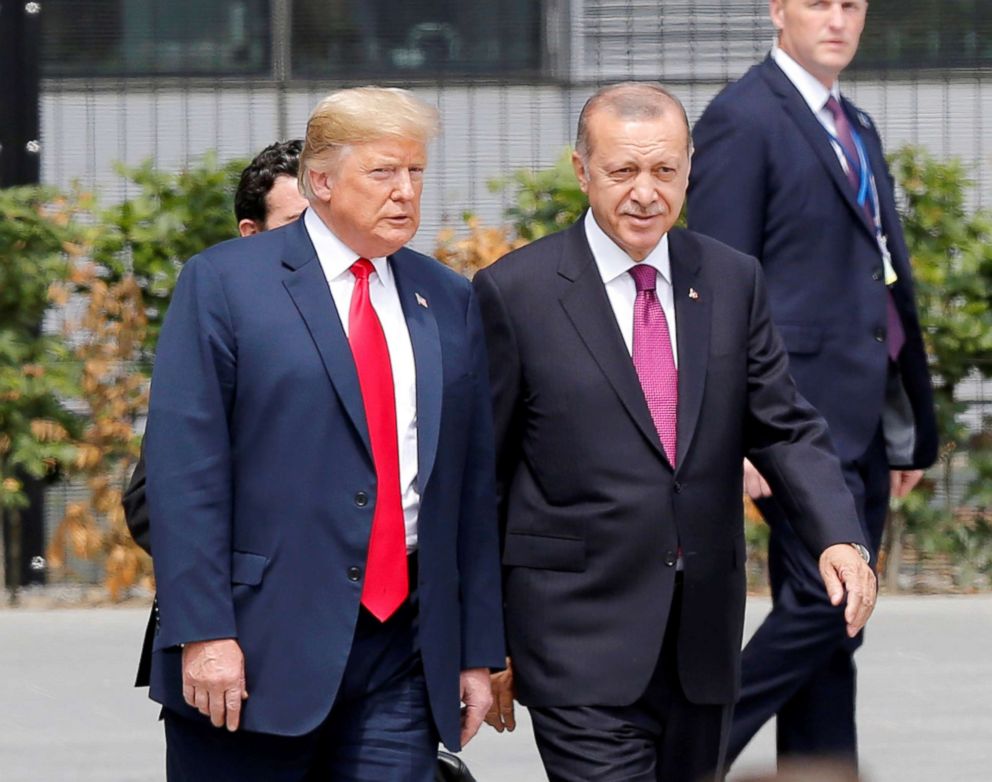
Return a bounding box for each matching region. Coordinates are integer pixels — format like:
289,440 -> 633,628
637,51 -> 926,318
760,58 -> 876,240
557,221 -> 669,464
280,218 -> 372,458
391,250 -> 443,496
668,230 -> 710,471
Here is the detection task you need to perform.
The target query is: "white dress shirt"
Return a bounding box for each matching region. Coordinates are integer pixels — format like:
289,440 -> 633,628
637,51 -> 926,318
584,209 -> 678,366
771,46 -> 896,287
304,208 -> 420,551
772,46 -> 851,177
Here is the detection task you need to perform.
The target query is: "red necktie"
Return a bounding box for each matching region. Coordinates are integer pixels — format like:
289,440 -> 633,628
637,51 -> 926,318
348,258 -> 408,621
629,263 -> 678,467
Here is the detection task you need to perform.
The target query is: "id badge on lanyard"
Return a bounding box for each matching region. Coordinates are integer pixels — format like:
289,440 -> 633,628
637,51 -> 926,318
828,123 -> 898,286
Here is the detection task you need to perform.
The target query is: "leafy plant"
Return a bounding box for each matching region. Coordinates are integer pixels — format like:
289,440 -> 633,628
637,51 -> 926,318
0,187 -> 87,595
47,266 -> 152,599
884,146 -> 992,589
490,149 -> 588,241
91,154 -> 246,353
44,154 -> 247,598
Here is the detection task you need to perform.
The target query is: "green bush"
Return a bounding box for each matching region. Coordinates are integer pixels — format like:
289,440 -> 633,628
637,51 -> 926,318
92,154 -> 247,353
885,146 -> 992,589
0,187 -> 84,511
491,150 -> 588,240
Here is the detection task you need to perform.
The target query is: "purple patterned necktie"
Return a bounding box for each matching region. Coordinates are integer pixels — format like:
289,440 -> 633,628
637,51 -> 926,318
825,96 -> 861,190
629,263 -> 678,467
826,96 -> 905,361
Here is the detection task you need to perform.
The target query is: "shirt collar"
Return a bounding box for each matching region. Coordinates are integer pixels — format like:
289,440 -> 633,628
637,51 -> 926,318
771,45 -> 841,115
584,209 -> 671,286
303,207 -> 391,286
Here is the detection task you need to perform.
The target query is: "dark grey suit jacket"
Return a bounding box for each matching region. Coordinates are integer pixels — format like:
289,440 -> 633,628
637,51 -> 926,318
473,220 -> 864,708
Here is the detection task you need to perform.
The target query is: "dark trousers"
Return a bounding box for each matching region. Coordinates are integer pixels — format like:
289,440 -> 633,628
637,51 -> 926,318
164,588 -> 437,782
529,580 -> 732,782
727,428 -> 890,768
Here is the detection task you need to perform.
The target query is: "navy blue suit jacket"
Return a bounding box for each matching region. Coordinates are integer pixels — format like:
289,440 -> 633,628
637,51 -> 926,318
144,215 -> 505,749
688,57 -> 936,469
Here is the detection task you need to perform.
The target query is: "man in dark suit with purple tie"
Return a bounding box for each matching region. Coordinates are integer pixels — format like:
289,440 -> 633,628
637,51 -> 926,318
476,81 -> 878,782
688,0 -> 937,770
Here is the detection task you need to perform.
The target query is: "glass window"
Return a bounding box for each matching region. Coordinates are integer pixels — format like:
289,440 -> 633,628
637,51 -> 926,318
290,0 -> 543,79
853,0 -> 992,71
43,0 -> 271,77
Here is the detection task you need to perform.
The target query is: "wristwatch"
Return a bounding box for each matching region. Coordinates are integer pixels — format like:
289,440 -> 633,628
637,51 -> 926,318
850,543 -> 870,563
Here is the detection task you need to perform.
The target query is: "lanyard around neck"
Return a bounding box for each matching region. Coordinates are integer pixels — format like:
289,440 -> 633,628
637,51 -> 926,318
824,110 -> 898,285
825,121 -> 873,216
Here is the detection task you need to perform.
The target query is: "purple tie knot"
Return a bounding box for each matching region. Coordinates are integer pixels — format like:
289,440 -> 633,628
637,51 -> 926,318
629,263 -> 657,292
824,95 -> 844,123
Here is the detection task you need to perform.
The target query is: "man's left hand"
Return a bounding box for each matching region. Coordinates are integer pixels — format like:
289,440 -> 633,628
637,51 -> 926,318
459,667 -> 493,747
890,469 -> 924,499
484,657 -> 516,733
819,544 -> 877,638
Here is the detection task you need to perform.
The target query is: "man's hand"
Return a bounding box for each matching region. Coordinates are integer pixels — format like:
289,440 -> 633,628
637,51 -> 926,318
484,658 -> 516,733
459,667 -> 493,747
890,469 -> 924,499
819,544 -> 877,638
743,458 -> 772,500
182,638 -> 248,731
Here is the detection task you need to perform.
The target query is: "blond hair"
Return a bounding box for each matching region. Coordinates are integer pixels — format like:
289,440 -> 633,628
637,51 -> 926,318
299,86 -> 440,198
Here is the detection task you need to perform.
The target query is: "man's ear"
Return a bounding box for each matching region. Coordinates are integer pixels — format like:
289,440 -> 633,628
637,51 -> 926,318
308,169 -> 333,202
571,150 -> 591,194
769,0 -> 785,33
238,219 -> 262,237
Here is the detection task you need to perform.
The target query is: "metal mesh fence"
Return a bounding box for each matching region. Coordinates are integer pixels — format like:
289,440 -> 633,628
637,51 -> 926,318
38,1 -> 992,249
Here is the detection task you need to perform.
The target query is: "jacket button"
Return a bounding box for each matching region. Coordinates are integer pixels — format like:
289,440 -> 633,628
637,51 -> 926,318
872,268 -> 883,281
347,566 -> 362,582
874,327 -> 886,343
673,482 -> 683,494
664,550 -> 677,567
354,491 -> 368,508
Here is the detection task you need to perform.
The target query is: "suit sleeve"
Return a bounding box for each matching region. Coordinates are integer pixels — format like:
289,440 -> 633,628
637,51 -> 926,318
471,268 -> 524,541
688,100 -> 768,259
121,448 -> 151,555
741,259 -> 868,556
144,255 -> 238,650
456,284 -> 507,669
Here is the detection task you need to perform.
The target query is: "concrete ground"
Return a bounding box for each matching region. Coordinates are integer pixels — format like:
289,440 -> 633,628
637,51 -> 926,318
1,595 -> 989,781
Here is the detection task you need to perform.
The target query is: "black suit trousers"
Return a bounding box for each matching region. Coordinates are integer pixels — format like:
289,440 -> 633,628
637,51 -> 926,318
529,580 -> 732,782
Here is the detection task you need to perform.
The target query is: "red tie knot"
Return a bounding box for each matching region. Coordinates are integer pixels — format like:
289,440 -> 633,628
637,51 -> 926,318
351,257 -> 375,280
629,263 -> 657,293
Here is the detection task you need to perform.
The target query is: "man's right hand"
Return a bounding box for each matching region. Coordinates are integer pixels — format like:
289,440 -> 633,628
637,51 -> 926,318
182,638 -> 248,731
743,458 -> 773,500
484,657 -> 516,733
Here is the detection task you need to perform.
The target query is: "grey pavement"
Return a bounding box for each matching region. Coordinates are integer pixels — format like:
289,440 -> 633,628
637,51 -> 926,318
1,595 -> 990,781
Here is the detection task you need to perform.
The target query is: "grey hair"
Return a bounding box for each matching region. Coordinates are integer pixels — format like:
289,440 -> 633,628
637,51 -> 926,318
575,82 -> 693,159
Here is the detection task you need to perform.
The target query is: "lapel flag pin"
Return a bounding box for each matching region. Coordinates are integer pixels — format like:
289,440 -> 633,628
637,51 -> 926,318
688,288 -> 699,300
415,292 -> 429,308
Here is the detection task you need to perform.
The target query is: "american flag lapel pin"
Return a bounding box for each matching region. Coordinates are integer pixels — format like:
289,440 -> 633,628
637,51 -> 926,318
415,292 -> 429,308
688,288 -> 699,300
